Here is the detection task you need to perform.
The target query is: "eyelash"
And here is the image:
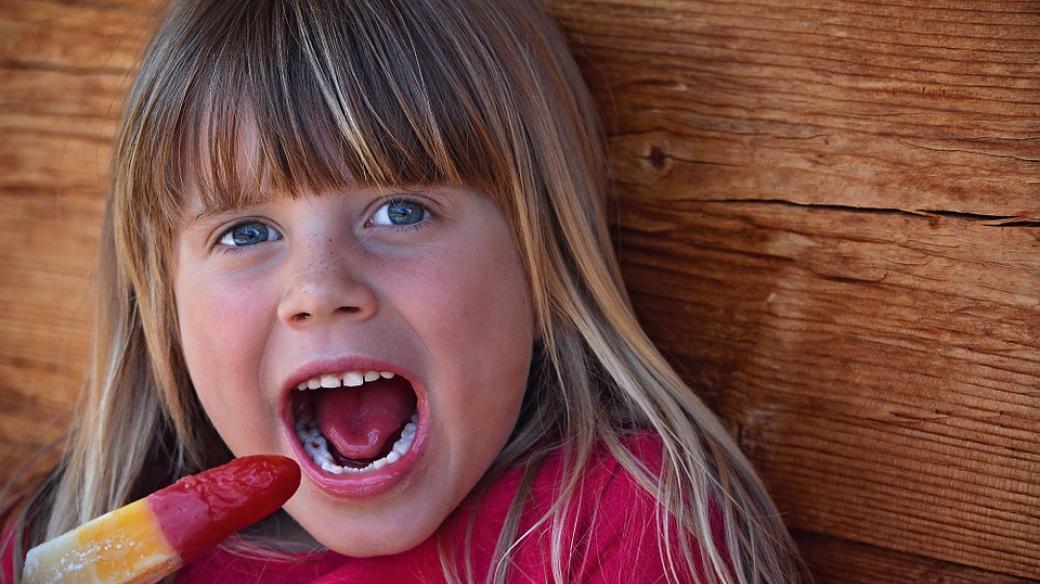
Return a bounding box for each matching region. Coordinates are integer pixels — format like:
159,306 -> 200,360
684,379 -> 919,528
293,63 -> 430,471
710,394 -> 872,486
213,196 -> 435,255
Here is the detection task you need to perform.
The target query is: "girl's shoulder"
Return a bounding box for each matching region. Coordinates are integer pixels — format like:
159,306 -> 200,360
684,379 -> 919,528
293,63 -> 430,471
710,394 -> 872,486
476,430 -> 711,583
524,429 -> 669,517
1,499 -> 25,584
1,525 -> 14,584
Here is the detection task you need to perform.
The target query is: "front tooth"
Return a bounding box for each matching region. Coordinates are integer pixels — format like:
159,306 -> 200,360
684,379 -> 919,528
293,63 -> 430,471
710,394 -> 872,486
363,371 -> 380,382
320,374 -> 341,388
342,371 -> 364,387
307,378 -> 322,390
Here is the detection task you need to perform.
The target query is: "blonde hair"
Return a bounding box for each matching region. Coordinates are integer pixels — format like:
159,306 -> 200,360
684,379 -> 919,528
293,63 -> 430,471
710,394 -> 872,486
8,1 -> 808,582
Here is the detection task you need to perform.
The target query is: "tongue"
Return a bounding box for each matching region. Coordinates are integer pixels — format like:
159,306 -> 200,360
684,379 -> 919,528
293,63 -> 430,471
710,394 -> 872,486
315,378 -> 416,461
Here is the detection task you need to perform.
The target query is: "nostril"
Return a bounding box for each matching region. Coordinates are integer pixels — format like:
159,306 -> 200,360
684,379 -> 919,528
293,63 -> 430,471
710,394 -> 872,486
289,306 -> 360,324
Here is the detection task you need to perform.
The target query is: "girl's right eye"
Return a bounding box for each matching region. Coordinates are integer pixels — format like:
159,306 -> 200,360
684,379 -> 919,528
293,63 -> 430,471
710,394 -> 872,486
217,221 -> 282,250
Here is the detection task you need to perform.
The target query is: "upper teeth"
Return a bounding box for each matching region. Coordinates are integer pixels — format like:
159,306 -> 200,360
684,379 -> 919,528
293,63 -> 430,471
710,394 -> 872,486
296,370 -> 395,390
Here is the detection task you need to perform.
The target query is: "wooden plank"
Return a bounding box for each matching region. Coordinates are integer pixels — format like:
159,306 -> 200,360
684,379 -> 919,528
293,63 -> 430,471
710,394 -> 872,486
539,1 -> 1040,578
613,199 -> 1039,578
0,186 -> 101,485
794,530 -> 1040,584
545,0 -> 1040,217
0,0 -> 144,484
0,0 -> 156,73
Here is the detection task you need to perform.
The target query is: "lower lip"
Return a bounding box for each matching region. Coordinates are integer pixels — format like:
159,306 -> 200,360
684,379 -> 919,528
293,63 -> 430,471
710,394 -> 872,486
280,392 -> 429,499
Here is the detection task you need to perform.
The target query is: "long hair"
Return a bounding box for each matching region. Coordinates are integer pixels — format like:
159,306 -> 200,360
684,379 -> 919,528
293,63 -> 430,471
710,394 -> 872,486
7,1 -> 808,582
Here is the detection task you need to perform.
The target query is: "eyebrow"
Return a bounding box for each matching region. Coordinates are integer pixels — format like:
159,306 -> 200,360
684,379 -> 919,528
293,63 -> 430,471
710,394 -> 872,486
181,204 -> 252,231
182,208 -> 224,229
181,193 -> 278,229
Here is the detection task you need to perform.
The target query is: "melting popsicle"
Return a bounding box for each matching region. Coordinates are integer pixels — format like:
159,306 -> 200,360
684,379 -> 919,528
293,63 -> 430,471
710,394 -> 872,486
22,455 -> 301,584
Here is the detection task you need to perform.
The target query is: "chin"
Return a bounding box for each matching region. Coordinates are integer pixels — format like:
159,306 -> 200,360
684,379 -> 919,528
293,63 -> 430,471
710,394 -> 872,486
295,507 -> 440,557
325,533 -> 430,558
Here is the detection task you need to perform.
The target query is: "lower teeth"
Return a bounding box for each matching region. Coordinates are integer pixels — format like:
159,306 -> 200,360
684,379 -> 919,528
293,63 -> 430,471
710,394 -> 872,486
295,413 -> 419,474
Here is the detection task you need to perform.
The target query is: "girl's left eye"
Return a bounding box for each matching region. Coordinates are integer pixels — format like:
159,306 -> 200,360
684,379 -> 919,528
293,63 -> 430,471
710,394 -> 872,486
370,199 -> 431,228
217,221 -> 282,248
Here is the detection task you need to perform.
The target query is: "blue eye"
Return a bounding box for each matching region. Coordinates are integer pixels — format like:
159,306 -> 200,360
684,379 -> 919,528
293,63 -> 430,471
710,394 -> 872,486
218,221 -> 282,248
371,199 -> 430,228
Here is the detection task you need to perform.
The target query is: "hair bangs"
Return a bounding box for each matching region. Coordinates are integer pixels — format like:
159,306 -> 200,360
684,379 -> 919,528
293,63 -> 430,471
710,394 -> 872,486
160,0 -> 515,226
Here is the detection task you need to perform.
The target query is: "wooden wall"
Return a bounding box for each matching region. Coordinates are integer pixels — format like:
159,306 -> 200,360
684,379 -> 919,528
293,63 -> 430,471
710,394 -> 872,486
1,1 -> 1038,582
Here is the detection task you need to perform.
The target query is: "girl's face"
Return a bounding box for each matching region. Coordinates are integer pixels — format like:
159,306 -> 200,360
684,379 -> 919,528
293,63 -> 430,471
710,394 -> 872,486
172,181 -> 535,556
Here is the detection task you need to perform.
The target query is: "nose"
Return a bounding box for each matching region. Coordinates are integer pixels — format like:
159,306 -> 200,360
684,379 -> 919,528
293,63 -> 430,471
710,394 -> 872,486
277,242 -> 378,329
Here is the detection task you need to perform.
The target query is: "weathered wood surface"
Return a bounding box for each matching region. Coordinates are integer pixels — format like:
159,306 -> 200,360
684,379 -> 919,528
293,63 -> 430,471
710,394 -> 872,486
795,531 -> 1040,584
544,0 -> 1040,581
549,0 -> 1040,218
1,1 -> 1038,582
0,0 -> 158,490
612,199 -> 1039,581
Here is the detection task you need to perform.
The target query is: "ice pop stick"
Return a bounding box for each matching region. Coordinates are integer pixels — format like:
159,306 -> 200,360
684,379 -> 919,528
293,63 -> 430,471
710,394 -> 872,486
22,455 -> 300,584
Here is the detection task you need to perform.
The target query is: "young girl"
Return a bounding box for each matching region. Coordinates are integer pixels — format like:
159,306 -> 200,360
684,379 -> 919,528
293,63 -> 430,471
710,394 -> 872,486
3,0 -> 808,582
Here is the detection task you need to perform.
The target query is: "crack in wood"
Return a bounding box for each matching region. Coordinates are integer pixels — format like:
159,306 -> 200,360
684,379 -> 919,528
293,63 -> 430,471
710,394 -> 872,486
897,140 -> 1040,163
920,209 -> 1018,221
991,220 -> 1040,228
0,58 -> 131,77
641,150 -> 742,168
664,198 -> 1040,224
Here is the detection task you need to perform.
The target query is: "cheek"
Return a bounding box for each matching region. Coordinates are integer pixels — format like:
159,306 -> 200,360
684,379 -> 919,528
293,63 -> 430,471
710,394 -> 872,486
175,274 -> 276,445
179,277 -> 264,376
393,232 -> 534,429
412,241 -> 530,360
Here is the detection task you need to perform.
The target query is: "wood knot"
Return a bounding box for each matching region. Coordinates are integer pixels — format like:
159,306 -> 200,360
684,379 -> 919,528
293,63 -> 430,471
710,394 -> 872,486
648,145 -> 667,169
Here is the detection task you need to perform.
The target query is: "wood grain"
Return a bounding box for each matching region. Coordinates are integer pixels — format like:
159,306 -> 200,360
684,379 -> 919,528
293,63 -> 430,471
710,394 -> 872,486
541,0 -> 1040,580
613,199 -> 1040,578
0,0 -> 154,484
795,530 -> 1040,584
546,0 -> 1040,217
2,1 -> 1038,582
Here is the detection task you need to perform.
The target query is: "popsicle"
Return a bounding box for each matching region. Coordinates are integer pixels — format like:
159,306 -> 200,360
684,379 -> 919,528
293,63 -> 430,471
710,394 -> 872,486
22,455 -> 300,584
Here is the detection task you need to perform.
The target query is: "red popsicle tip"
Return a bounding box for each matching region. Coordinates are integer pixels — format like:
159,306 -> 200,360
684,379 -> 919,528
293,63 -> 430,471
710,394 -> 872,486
146,455 -> 301,562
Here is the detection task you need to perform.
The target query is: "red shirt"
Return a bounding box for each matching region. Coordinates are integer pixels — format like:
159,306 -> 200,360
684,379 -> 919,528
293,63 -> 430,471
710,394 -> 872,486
5,433 -> 714,583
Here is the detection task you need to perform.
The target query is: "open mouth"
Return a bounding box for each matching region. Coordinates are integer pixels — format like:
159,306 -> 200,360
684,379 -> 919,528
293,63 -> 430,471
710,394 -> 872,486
289,370 -> 421,476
